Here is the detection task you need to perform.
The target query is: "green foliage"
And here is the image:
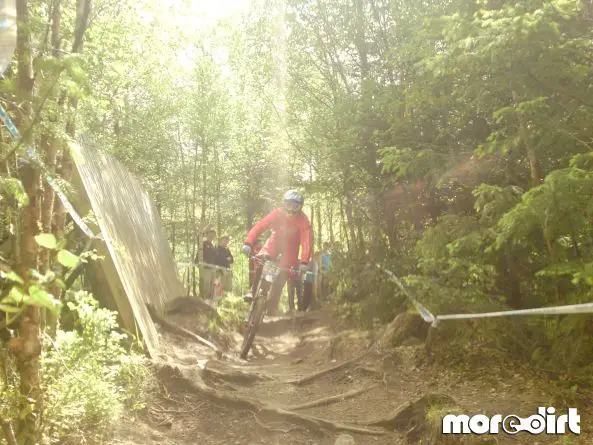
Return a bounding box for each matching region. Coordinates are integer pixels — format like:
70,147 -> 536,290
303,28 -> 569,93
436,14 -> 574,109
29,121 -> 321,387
0,177 -> 29,207
7,0 -> 593,409
33,232 -> 81,270
380,147 -> 460,184
1,272 -> 62,325
494,165 -> 593,250
212,294 -> 250,333
473,184 -> 522,224
0,350 -> 21,431
0,291 -> 149,445
34,233 -> 57,249
42,291 -> 150,444
331,252 -> 406,328
56,249 -> 80,269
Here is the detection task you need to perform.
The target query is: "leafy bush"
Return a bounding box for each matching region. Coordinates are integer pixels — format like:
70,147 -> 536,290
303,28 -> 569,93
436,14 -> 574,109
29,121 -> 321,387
41,291 -> 150,444
331,249 -> 407,328
211,293 -> 249,333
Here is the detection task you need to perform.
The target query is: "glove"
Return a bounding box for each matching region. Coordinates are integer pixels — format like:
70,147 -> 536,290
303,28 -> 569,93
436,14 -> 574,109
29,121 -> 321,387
241,244 -> 252,257
298,263 -> 309,275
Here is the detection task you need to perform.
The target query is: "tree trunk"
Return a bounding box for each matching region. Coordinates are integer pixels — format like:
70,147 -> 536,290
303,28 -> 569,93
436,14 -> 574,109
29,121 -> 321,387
315,202 -> 322,252
356,223 -> 365,251
310,204 -> 315,253
14,2 -> 42,443
195,140 -> 210,297
42,0 -> 61,332
171,214 -> 176,257
344,197 -> 357,248
385,213 -> 399,253
326,202 -> 334,244
192,142 -> 200,295
38,135 -> 56,274
512,89 -> 542,186
39,135 -> 57,331
53,0 -> 90,243
427,186 -> 439,225
177,125 -> 191,292
338,198 -> 351,251
214,146 -> 221,235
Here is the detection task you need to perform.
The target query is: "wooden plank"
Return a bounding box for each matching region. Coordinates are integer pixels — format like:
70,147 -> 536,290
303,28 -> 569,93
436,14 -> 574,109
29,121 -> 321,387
70,139 -> 186,357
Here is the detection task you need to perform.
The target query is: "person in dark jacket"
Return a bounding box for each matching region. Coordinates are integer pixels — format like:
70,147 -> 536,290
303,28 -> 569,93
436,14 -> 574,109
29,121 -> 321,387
198,227 -> 217,299
200,228 -> 218,265
217,235 -> 234,293
300,269 -> 314,311
287,268 -> 302,313
216,235 -> 234,268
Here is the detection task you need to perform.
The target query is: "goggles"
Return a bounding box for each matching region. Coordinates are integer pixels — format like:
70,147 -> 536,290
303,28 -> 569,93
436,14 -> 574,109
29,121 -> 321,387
284,200 -> 302,212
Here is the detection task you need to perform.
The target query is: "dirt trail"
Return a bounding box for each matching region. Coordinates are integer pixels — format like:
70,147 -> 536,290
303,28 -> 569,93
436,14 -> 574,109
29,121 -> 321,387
113,305 -> 591,445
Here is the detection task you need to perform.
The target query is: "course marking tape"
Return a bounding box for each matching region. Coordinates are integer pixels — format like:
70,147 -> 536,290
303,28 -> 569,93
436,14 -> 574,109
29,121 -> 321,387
0,105 -> 97,239
377,264 -> 593,327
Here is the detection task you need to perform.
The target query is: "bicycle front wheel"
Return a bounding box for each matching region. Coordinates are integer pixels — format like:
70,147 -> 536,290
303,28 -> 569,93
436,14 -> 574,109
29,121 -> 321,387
239,280 -> 271,359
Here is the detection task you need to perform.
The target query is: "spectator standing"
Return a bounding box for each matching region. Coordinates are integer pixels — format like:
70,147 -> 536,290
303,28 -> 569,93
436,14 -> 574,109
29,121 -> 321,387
287,268 -> 302,313
301,269 -> 314,311
216,235 -> 234,294
198,227 -> 217,299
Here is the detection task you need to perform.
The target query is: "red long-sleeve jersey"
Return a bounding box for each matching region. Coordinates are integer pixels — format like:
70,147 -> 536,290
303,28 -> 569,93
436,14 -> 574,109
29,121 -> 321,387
245,208 -> 312,267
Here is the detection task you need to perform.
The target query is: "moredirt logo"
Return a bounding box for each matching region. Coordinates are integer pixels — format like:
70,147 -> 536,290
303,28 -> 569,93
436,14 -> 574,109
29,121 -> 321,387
442,407 -> 580,435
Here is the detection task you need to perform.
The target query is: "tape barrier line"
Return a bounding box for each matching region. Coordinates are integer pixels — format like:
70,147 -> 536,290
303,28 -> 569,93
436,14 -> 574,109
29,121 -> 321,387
0,104 -> 18,137
177,261 -> 232,272
436,303 -> 593,321
377,263 -> 593,327
376,264 -> 437,324
178,259 -> 321,277
0,105 -> 97,239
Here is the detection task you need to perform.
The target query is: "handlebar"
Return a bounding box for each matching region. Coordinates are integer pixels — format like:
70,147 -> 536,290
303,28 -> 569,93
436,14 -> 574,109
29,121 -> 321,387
248,254 -> 318,277
248,255 -> 295,273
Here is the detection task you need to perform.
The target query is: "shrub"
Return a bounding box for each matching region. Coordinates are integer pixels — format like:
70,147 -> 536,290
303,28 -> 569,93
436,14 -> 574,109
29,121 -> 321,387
41,290 -> 150,444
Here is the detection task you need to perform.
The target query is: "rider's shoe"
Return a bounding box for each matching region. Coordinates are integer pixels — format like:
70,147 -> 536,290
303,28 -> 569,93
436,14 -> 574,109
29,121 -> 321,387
243,292 -> 253,303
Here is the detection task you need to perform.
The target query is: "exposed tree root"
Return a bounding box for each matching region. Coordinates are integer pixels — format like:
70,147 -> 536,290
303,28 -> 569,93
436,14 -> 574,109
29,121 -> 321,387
202,360 -> 272,385
353,365 -> 383,379
252,413 -> 300,434
362,393 -> 455,428
156,363 -> 388,436
360,393 -> 457,441
146,303 -> 221,356
287,349 -> 372,385
288,383 -> 378,410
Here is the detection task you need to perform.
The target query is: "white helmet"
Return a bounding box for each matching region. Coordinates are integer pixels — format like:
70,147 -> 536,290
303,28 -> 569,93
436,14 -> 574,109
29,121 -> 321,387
283,189 -> 304,213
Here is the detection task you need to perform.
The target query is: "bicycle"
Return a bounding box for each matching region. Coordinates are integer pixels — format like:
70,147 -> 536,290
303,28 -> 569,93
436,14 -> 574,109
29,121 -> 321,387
240,255 -> 292,359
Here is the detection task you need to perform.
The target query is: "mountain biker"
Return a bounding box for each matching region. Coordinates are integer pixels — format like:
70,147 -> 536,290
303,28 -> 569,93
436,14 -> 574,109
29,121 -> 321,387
241,190 -> 312,316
